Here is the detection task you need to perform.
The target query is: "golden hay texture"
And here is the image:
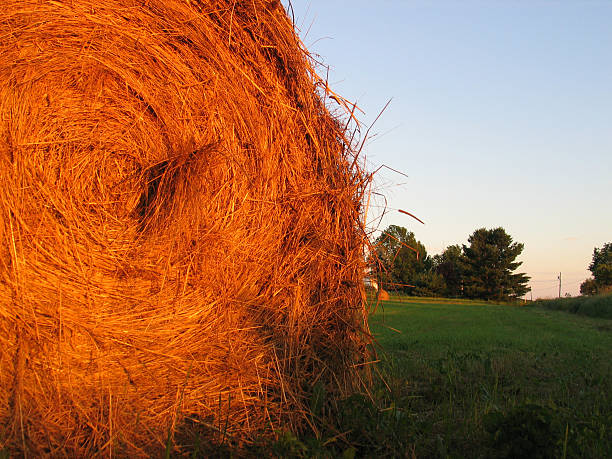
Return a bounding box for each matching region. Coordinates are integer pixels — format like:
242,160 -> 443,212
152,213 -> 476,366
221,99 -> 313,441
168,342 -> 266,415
0,0 -> 371,455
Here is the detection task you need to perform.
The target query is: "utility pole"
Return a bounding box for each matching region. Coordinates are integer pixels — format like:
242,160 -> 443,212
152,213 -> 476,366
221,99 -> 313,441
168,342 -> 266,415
558,272 -> 562,298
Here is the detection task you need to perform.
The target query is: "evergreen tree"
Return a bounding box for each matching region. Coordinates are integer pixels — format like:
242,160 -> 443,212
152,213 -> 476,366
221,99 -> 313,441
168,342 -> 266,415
462,227 -> 530,301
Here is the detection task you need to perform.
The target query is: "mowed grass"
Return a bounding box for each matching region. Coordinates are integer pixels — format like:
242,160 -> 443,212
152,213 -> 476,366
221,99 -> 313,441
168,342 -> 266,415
368,298 -> 612,458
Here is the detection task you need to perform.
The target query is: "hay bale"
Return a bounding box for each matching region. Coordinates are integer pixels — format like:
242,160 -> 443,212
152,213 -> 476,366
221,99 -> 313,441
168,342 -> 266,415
0,0 -> 370,455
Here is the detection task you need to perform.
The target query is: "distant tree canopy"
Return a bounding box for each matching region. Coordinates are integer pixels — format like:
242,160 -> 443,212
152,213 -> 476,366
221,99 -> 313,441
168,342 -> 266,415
580,242 -> 612,295
590,243 -> 612,286
374,225 -> 432,294
432,245 -> 464,298
579,278 -> 598,296
462,228 -> 530,301
373,225 -> 529,301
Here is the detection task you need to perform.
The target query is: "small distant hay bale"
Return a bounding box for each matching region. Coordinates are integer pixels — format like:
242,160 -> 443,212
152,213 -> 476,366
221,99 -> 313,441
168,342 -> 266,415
0,0 -> 370,455
378,289 -> 390,301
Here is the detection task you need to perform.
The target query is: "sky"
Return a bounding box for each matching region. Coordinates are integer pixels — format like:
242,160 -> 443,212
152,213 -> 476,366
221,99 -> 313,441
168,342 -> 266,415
283,0 -> 611,299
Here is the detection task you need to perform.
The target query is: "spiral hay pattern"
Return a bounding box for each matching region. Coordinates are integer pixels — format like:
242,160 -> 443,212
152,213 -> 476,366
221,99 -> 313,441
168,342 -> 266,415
0,0 -> 370,455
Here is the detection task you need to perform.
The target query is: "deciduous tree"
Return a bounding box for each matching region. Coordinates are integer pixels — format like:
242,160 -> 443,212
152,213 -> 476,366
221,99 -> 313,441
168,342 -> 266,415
589,242 -> 612,288
374,225 -> 429,294
579,278 -> 598,296
433,244 -> 465,297
581,242 -> 612,295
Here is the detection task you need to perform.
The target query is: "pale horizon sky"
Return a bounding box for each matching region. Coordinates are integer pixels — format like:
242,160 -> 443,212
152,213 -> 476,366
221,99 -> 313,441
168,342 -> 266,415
285,0 -> 612,298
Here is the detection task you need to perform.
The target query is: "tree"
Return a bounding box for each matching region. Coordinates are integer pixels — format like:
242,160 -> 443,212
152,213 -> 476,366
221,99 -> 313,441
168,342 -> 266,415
579,278 -> 597,296
589,242 -> 612,287
373,225 -> 430,294
433,244 -> 465,297
580,242 -> 612,295
462,227 -> 530,301
412,271 -> 447,297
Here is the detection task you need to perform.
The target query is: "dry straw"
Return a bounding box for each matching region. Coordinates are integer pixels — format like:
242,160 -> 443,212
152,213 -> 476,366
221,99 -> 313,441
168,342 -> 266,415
0,0 -> 371,456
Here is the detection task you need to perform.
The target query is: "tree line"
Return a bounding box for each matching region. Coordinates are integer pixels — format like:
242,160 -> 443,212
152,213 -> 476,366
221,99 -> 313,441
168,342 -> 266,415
372,225 -> 530,301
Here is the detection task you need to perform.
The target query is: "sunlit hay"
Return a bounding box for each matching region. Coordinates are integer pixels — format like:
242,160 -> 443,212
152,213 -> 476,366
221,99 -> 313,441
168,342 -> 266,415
0,0 -> 371,455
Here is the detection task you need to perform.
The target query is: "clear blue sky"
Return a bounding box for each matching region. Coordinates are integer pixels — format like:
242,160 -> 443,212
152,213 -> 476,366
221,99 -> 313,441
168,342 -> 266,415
284,1 -> 612,298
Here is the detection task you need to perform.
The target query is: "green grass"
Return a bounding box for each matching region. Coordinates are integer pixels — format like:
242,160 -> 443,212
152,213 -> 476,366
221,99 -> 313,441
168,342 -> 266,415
535,292 -> 612,319
368,299 -> 612,458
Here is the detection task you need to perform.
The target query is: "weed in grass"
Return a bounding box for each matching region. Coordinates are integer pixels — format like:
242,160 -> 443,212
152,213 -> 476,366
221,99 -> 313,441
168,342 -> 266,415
483,404 -> 558,459
271,431 -> 308,458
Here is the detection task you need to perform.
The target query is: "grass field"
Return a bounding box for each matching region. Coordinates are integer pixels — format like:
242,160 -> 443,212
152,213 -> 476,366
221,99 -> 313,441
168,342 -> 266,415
362,297 -> 612,458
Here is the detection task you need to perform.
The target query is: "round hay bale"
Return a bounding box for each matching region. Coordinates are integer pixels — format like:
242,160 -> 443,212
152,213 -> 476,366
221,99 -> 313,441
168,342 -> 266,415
0,0 -> 370,455
378,289 -> 390,301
